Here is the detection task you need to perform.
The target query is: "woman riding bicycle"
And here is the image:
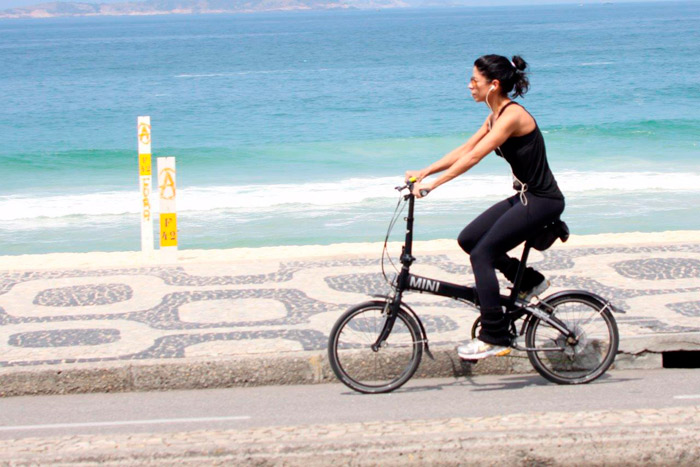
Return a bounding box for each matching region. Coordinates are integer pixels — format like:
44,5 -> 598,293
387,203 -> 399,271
406,55 -> 565,360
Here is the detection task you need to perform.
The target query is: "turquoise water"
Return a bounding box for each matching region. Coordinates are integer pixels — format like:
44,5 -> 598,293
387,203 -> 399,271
1,2 -> 699,254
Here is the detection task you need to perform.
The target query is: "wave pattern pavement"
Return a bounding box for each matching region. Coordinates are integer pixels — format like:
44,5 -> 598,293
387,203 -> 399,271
0,236 -> 699,395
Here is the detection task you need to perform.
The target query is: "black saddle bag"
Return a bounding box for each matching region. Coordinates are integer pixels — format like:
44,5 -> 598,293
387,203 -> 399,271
530,219 -> 570,252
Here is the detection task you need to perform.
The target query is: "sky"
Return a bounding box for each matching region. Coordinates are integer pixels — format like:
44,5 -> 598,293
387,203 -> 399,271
1,0 -> 128,8
0,0 -> 682,11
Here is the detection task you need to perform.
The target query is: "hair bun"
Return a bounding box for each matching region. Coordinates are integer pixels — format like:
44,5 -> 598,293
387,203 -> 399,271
511,55 -> 528,72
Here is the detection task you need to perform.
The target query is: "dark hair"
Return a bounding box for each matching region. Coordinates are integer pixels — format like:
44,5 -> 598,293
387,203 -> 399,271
474,54 -> 529,98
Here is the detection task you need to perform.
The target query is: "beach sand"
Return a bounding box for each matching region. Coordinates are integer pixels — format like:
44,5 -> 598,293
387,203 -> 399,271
1,230 -> 698,271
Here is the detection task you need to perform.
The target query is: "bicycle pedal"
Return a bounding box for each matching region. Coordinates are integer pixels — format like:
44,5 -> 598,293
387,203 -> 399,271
495,348 -> 512,357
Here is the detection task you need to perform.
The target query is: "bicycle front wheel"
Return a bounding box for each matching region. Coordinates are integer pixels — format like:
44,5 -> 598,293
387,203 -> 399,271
328,300 -> 423,394
525,293 -> 619,385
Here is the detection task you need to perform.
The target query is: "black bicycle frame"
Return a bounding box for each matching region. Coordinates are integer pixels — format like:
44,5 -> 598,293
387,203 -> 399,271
395,190 -> 519,306
371,188 -> 574,351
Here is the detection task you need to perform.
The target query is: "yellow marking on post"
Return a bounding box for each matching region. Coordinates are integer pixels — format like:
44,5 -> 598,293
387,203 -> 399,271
160,213 -> 177,247
138,123 -> 151,145
141,179 -> 151,221
139,153 -> 152,176
159,168 -> 176,200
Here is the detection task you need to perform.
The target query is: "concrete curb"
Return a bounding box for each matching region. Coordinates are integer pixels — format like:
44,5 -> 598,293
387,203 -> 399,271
1,333 -> 698,397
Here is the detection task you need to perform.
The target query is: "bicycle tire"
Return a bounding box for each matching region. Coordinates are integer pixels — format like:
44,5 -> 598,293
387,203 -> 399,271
525,293 -> 619,384
328,300 -> 423,394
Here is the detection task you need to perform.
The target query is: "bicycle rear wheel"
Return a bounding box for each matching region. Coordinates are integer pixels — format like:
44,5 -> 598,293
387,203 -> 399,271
525,293 -> 619,384
328,300 -> 423,394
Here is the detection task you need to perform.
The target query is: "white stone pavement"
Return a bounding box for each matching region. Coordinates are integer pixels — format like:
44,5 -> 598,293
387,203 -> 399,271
0,233 -> 698,393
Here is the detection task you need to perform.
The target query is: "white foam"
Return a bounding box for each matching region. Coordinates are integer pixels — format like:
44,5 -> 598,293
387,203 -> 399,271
1,171 -> 698,222
558,171 -> 699,193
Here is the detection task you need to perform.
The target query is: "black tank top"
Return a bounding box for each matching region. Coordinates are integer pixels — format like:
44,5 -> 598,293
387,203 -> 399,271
494,102 -> 564,200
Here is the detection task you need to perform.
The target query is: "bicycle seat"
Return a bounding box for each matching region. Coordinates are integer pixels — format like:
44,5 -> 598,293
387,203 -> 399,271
528,219 -> 569,251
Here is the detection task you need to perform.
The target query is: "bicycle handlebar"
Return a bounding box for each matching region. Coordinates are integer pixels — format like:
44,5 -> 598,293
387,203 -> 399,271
396,177 -> 430,198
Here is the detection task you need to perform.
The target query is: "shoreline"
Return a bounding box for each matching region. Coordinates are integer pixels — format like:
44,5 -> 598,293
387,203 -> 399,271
1,229 -> 698,271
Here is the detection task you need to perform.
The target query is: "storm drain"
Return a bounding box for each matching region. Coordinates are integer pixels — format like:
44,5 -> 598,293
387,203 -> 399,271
662,351 -> 700,368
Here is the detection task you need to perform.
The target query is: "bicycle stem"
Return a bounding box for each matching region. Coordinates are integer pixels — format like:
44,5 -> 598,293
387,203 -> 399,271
401,192 -> 416,264
373,189 -> 417,351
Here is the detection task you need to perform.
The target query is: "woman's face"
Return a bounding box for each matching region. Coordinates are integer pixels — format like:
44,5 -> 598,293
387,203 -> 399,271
468,66 -> 491,102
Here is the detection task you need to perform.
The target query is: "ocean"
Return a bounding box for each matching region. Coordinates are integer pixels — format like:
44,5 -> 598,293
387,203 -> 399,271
1,1 -> 699,254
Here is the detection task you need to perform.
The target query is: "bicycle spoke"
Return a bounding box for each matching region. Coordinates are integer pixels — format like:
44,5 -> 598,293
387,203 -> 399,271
526,295 -> 618,384
330,304 -> 422,392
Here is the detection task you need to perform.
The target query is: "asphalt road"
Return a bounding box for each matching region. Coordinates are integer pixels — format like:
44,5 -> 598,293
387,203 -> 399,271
0,367 -> 698,440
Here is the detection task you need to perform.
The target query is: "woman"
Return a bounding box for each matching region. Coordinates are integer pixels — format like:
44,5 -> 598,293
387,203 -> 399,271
405,54 -> 565,360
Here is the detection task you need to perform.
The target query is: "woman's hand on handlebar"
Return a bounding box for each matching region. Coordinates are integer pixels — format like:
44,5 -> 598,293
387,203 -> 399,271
405,169 -> 427,184
411,181 -> 433,199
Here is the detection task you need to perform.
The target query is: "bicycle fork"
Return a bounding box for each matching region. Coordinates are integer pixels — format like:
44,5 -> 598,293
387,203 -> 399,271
371,291 -> 403,352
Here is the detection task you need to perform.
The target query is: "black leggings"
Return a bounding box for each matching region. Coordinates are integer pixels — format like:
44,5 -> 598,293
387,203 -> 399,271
457,193 -> 565,345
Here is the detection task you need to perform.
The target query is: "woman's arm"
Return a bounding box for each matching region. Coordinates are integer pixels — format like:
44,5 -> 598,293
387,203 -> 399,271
424,119 -> 490,176
406,118 -> 490,182
414,112 -> 519,196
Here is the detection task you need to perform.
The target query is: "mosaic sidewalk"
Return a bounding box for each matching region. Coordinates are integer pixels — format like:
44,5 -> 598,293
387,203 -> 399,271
0,239 -> 699,390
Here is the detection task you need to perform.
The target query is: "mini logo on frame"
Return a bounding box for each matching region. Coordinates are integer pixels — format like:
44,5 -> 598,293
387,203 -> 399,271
138,123 -> 151,145
409,276 -> 441,293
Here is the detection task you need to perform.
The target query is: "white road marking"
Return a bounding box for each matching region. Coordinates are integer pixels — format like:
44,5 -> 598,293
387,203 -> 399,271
0,415 -> 251,432
673,395 -> 700,400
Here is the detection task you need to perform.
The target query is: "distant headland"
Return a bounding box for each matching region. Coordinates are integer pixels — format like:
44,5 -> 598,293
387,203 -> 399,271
0,0 -> 436,19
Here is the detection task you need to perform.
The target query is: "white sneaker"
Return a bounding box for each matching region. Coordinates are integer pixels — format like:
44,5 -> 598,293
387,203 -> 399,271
457,339 -> 511,360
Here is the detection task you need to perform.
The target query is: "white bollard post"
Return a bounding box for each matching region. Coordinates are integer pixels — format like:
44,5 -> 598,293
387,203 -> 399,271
137,116 -> 154,253
157,157 -> 178,261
